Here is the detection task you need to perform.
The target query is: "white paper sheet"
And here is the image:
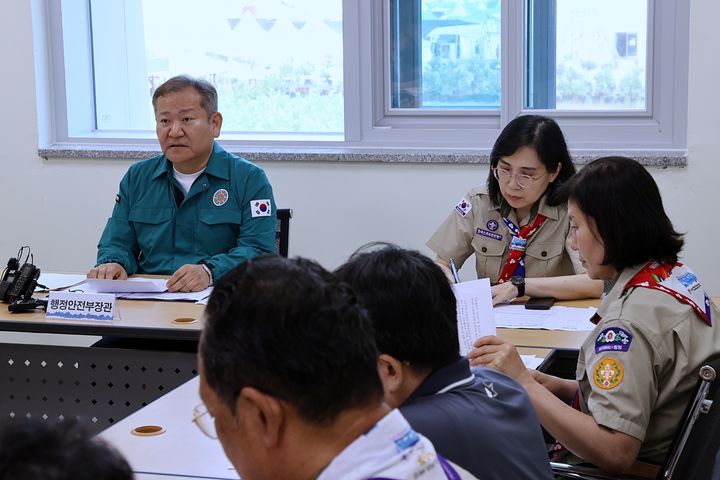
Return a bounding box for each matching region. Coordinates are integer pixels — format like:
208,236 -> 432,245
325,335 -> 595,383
494,304 -> 597,331
36,273 -> 87,291
117,287 -> 212,303
84,278 -> 169,293
520,355 -> 545,370
452,278 -> 496,356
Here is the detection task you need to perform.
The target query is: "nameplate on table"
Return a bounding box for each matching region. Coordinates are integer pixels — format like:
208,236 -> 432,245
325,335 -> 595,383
46,292 -> 116,321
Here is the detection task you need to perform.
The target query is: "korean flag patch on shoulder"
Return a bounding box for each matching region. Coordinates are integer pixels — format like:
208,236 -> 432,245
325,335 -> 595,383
251,199 -> 272,217
455,197 -> 472,218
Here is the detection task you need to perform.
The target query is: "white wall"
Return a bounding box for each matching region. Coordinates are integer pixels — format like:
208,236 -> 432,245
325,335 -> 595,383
1,1 -> 719,293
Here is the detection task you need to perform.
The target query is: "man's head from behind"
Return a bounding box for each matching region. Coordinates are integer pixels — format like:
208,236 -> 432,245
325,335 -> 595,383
0,418 -> 132,480
200,255 -> 383,480
335,244 -> 460,407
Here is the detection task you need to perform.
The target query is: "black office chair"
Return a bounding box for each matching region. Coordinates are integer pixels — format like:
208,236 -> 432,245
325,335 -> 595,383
552,355 -> 720,480
275,209 -> 293,257
712,449 -> 720,480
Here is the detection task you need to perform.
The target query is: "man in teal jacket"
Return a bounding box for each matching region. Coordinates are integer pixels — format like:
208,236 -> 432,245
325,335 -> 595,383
88,75 -> 276,292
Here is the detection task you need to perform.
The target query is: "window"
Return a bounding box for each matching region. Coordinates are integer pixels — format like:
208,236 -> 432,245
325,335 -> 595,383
40,0 -> 688,153
526,0 -> 648,110
389,0 -> 501,109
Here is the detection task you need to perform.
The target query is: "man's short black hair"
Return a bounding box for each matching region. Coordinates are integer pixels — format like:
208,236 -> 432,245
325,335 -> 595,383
0,419 -> 132,480
201,255 -> 383,426
335,243 -> 460,370
487,114 -> 576,207
561,156 -> 684,270
152,74 -> 218,115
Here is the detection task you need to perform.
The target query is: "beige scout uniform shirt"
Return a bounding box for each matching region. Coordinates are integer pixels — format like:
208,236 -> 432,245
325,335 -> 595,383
427,186 -> 584,283
577,263 -> 720,464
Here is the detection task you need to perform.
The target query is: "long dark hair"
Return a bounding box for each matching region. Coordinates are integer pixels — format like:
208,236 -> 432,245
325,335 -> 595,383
562,156 -> 684,269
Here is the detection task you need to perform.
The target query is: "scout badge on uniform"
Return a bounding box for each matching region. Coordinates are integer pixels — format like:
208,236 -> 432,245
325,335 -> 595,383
625,261 -> 712,326
592,357 -> 624,390
454,197 -> 472,218
496,214 -> 547,284
595,327 -> 633,354
212,189 -> 229,206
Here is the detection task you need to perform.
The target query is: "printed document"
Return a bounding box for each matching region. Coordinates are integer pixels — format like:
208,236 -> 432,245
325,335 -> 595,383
494,304 -> 596,331
452,278 -> 496,356
85,278 -> 168,294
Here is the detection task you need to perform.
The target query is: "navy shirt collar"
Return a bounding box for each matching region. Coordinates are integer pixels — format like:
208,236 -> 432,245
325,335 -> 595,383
404,358 -> 475,404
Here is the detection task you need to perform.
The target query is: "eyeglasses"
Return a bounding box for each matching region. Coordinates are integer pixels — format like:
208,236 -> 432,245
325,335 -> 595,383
192,403 -> 217,439
492,167 -> 547,189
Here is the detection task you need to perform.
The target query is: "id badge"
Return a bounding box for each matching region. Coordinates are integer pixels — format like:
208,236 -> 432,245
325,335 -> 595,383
509,236 -> 526,252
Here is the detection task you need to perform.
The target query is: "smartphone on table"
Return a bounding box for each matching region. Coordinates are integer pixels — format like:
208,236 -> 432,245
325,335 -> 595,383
524,296 -> 555,310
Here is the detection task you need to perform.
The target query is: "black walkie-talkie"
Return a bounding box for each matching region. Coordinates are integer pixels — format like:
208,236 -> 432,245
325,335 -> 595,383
0,257 -> 20,301
6,263 -> 41,303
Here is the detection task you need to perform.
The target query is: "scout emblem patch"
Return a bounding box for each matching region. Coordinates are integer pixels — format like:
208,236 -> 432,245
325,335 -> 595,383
486,219 -> 499,231
595,327 -> 633,354
251,199 -> 272,217
454,198 -> 472,217
212,189 -> 229,207
593,357 -> 624,390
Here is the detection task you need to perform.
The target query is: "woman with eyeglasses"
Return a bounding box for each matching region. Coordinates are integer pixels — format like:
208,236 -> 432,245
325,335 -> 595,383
428,114 -> 602,304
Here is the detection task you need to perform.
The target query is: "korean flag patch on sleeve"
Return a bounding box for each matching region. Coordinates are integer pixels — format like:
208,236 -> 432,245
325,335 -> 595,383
251,199 -> 272,217
454,197 -> 472,218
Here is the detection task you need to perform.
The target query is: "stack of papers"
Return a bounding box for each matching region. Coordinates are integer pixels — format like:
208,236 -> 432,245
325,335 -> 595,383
36,273 -> 87,291
86,278 -> 168,293
494,304 -> 597,331
48,277 -> 212,303
118,289 -> 212,303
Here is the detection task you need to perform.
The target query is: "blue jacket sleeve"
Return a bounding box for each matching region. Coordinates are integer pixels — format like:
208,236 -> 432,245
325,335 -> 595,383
205,164 -> 277,280
96,171 -> 140,275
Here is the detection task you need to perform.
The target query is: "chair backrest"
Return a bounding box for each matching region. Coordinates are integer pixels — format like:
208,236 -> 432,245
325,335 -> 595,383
275,208 -> 293,257
658,355 -> 720,479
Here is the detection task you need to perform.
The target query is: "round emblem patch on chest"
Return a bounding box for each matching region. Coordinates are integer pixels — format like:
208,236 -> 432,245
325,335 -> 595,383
213,189 -> 229,207
593,357 -> 624,390
486,219 -> 499,231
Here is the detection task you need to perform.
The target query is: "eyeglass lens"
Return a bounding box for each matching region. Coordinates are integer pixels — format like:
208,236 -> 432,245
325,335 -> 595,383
494,168 -> 533,188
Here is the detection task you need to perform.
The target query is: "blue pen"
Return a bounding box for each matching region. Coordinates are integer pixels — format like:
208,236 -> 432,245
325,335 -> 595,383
449,258 -> 461,284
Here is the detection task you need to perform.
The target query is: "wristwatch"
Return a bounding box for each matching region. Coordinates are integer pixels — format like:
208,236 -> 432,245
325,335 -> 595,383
510,275 -> 525,297
199,261 -> 215,286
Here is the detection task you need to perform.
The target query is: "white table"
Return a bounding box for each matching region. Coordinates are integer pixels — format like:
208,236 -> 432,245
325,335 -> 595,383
100,376 -> 239,480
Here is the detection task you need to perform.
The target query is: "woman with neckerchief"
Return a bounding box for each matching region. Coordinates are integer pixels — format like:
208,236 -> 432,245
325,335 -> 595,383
427,114 -> 602,304
469,156 -> 720,476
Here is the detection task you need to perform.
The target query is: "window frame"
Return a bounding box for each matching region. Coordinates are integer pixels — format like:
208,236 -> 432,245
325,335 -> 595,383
38,0 -> 689,155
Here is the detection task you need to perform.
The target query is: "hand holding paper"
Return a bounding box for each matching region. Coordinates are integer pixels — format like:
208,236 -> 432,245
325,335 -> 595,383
468,335 -> 534,386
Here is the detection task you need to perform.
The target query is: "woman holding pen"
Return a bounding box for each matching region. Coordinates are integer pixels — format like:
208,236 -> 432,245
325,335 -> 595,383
427,114 -> 601,304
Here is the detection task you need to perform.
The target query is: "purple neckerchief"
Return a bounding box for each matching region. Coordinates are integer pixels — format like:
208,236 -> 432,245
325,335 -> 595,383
368,453 -> 461,480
